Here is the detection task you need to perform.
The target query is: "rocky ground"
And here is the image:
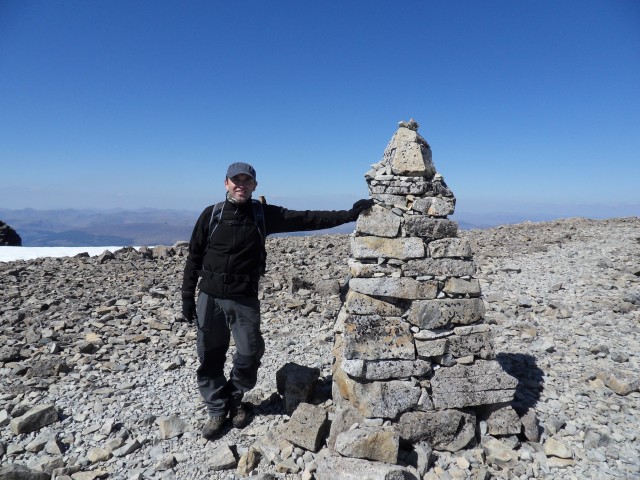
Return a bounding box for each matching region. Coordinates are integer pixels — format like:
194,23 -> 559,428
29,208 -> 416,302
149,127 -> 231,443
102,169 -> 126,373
0,216 -> 639,479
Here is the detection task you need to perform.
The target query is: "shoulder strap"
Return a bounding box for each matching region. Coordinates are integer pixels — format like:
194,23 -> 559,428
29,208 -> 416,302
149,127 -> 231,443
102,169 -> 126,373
251,199 -> 266,244
207,201 -> 226,244
252,198 -> 268,275
206,199 -> 267,275
207,199 -> 266,245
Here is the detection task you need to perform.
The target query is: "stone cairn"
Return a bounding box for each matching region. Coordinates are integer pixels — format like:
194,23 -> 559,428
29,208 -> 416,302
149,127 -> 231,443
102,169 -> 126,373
323,120 -> 520,477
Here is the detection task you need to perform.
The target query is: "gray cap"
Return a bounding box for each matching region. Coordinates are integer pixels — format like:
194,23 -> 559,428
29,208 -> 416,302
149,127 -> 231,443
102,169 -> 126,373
226,162 -> 256,180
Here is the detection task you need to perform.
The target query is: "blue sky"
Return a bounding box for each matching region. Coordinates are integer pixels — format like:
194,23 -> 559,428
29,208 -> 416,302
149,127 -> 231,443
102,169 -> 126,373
1,0 -> 639,219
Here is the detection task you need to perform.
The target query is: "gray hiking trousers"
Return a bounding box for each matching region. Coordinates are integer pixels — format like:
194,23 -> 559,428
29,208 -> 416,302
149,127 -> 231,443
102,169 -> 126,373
195,292 -> 265,417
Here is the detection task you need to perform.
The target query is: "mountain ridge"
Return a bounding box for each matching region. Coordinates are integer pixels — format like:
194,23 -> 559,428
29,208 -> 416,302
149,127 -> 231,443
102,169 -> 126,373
1,207 -> 635,247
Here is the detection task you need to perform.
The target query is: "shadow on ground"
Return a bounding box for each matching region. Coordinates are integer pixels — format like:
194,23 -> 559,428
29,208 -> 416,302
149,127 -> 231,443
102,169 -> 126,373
496,352 -> 545,415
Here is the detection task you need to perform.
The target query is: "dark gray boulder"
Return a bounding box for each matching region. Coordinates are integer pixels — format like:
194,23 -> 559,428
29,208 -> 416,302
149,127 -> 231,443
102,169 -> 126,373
0,221 -> 22,246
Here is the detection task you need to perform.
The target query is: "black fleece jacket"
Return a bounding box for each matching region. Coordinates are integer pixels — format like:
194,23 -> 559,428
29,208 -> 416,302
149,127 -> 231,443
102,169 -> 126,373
182,199 -> 354,299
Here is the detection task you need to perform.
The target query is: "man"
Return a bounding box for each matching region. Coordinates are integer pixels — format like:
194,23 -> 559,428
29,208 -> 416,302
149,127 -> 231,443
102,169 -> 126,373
181,162 -> 373,439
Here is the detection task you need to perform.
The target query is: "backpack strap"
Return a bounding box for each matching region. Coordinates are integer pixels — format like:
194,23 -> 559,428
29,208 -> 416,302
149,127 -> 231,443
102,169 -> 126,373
206,198 -> 268,275
207,199 -> 266,245
251,199 -> 266,244
207,201 -> 226,244
252,198 -> 267,275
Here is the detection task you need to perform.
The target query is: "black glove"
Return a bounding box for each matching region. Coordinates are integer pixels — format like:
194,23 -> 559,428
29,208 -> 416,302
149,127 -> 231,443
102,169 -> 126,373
181,297 -> 196,322
348,198 -> 375,220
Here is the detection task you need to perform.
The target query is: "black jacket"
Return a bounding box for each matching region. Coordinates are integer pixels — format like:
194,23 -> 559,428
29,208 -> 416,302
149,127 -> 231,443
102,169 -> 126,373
182,199 -> 354,298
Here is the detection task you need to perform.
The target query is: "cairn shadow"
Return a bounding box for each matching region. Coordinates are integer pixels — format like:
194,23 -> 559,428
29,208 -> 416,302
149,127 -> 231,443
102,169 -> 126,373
495,352 -> 544,415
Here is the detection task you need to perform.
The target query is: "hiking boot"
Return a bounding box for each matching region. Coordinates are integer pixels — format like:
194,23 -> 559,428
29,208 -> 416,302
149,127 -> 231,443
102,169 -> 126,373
202,415 -> 226,440
230,402 -> 249,429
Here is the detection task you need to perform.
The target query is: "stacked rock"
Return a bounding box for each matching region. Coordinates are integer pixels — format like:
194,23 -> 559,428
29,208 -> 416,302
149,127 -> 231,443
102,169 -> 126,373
328,120 -> 518,473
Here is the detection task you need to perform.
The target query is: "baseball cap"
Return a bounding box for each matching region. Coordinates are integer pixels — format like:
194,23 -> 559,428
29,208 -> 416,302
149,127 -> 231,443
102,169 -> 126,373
226,162 -> 256,180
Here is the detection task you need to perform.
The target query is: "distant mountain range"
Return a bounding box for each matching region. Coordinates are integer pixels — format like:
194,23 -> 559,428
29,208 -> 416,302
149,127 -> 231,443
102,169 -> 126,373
1,208 -> 362,247
0,208 -> 198,247
1,207 -> 634,247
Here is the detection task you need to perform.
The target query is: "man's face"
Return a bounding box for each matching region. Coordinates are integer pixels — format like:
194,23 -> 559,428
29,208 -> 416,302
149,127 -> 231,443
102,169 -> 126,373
225,174 -> 257,203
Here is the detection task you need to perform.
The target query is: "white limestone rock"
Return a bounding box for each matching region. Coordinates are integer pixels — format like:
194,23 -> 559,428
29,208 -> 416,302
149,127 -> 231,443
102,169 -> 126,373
428,238 -> 472,258
334,426 -> 399,464
281,403 -> 329,453
340,358 -> 431,381
350,277 -> 437,301
315,454 -> 418,480
404,217 -> 458,239
342,315 -> 415,361
382,126 -> 436,178
411,196 -> 455,216
443,278 -> 481,296
351,236 -> 425,261
430,360 -> 517,409
408,298 -> 485,329
345,291 -> 403,316
403,258 -> 476,277
356,205 -> 402,238
397,409 -> 476,452
333,368 -> 422,419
